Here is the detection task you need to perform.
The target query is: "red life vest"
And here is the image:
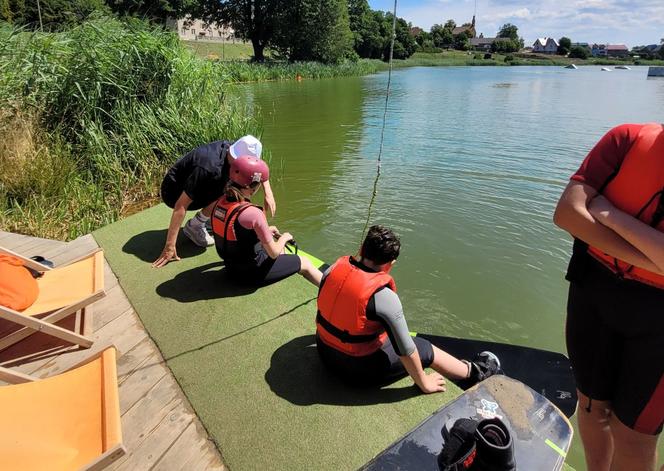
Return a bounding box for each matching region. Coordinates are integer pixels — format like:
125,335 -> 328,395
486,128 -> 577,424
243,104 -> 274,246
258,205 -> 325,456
587,123 -> 664,289
211,196 -> 259,263
316,256 -> 396,356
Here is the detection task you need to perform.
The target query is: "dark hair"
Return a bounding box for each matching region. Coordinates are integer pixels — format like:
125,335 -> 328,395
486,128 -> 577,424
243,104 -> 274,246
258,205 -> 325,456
361,225 -> 401,265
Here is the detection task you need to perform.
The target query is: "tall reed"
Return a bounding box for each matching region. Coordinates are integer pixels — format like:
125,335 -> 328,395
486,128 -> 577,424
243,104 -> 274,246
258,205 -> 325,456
0,19 -> 256,239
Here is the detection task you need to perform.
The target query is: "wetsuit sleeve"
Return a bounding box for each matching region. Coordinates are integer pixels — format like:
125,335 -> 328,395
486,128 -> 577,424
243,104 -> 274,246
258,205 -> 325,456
571,124 -> 643,191
236,206 -> 272,243
368,287 -> 416,357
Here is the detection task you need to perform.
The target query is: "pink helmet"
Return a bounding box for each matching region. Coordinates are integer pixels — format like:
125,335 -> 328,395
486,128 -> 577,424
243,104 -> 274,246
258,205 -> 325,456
230,155 -> 270,188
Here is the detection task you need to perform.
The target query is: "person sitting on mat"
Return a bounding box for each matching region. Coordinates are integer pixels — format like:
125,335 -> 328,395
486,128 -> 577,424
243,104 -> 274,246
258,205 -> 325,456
211,155 -> 322,287
315,225 -> 500,394
153,135 -> 276,268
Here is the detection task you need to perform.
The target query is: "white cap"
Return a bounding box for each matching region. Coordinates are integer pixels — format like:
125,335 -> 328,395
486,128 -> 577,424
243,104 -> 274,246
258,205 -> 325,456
229,135 -> 263,159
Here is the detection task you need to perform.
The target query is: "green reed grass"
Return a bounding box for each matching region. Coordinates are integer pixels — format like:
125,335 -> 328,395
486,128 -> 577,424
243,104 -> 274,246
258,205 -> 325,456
0,19 -> 255,239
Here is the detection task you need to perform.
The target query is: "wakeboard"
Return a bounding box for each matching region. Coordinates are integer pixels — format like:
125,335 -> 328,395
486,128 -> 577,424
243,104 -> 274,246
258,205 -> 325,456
416,333 -> 577,418
362,375 -> 574,471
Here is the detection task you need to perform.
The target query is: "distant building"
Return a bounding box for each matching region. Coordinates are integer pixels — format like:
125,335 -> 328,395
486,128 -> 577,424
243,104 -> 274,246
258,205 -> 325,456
410,26 -> 424,37
591,44 -> 607,57
606,44 -> 629,57
166,17 -> 235,42
532,37 -> 559,54
571,42 -> 590,48
470,35 -> 497,51
452,16 -> 476,38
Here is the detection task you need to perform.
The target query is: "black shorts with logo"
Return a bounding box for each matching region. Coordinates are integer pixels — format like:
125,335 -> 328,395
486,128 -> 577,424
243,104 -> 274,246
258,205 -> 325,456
565,243 -> 664,434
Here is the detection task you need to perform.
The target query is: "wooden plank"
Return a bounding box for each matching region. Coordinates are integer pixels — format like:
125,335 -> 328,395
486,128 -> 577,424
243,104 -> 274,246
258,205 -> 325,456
112,401 -> 196,471
108,377 -> 183,469
153,420 -> 226,471
118,349 -> 168,414
116,337 -> 155,384
92,285 -> 133,330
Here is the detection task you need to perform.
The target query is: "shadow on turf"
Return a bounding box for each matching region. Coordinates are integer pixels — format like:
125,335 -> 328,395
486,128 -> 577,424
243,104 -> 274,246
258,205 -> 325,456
122,229 -> 206,263
156,261 -> 258,301
265,335 -> 421,406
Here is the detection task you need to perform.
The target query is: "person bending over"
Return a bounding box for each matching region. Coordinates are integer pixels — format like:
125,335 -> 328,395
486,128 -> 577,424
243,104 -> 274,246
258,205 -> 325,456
315,225 -> 499,394
554,123 -> 664,471
153,135 -> 276,268
211,156 -> 321,287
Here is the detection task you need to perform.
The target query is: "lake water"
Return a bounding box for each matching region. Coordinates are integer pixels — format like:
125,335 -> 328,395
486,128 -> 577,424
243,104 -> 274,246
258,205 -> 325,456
234,66 -> 664,469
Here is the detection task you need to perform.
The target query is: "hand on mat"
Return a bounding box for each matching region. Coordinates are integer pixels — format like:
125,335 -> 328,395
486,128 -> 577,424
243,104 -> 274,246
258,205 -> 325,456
419,372 -> 447,394
588,194 -> 615,226
152,246 -> 180,268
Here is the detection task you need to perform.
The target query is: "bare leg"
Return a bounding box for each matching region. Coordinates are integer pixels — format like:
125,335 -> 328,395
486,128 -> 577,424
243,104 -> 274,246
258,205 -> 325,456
201,200 -> 217,218
576,390 -> 613,471
429,345 -> 471,380
299,256 -> 322,286
609,413 -> 658,471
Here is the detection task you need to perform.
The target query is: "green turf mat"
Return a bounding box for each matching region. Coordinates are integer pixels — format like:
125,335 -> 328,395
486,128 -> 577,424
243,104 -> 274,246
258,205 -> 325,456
94,204 -> 462,470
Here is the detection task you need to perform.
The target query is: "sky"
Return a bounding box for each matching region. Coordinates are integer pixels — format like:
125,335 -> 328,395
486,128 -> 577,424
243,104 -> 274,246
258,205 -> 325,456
368,0 -> 664,48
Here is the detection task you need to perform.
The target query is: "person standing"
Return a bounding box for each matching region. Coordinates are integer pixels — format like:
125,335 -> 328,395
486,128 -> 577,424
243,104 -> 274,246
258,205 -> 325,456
152,135 -> 276,268
554,123 -> 664,470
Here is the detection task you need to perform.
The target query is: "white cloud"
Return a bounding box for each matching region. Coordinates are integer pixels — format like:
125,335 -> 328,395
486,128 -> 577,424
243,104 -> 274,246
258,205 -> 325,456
392,0 -> 664,46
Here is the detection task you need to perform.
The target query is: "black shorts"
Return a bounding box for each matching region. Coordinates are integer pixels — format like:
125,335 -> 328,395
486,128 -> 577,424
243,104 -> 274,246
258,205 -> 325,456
566,253 -> 664,435
160,176 -> 213,211
228,251 -> 301,287
316,335 -> 435,387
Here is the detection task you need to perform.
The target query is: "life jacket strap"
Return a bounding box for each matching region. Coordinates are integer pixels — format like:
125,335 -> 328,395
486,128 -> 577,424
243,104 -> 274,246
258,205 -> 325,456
316,312 -> 379,344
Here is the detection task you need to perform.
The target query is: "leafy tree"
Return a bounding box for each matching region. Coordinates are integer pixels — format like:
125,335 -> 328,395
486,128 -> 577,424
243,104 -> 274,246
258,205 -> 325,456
348,0 -> 383,59
453,32 -> 470,50
443,19 -> 456,31
347,5 -> 417,60
558,36 -> 571,55
2,0 -> 109,29
108,0 -> 192,23
414,29 -> 430,47
192,0 -> 280,62
658,45 -> 664,60
497,23 -> 519,41
569,45 -> 589,59
430,23 -> 453,49
272,0 -> 353,63
491,38 -> 520,53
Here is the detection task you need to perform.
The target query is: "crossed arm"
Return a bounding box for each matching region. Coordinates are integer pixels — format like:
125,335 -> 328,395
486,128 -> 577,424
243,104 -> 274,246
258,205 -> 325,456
553,180 -> 664,274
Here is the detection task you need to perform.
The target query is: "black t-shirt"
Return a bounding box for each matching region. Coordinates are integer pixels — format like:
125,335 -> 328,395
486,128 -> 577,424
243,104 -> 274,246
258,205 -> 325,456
165,140 -> 231,205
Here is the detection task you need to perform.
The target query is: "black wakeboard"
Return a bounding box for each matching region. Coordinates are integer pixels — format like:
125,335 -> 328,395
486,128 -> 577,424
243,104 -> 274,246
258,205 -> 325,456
362,375 -> 574,471
416,333 -> 577,418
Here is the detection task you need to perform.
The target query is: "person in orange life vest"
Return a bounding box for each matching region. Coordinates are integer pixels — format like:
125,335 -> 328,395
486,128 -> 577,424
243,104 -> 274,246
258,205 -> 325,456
316,225 -> 499,394
554,123 -> 664,471
211,156 -> 322,287
152,136 -> 276,268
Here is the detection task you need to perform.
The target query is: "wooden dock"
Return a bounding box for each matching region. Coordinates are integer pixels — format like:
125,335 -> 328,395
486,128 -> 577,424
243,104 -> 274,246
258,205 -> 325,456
0,231 -> 225,471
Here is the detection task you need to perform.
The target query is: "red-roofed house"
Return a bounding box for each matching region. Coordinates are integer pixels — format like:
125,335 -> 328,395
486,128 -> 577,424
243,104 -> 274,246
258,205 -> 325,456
607,44 -> 629,57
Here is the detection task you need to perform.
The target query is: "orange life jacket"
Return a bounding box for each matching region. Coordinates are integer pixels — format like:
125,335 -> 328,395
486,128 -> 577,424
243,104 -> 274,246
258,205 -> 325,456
587,123 -> 664,289
211,196 -> 259,263
316,256 -> 396,356
0,254 -> 39,311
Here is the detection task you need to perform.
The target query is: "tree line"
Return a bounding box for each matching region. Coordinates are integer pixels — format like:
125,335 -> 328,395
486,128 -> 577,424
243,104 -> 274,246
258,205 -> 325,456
1,0 -> 419,63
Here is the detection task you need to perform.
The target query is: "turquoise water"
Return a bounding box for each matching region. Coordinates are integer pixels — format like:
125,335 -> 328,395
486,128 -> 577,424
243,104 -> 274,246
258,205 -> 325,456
235,66 -> 664,469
